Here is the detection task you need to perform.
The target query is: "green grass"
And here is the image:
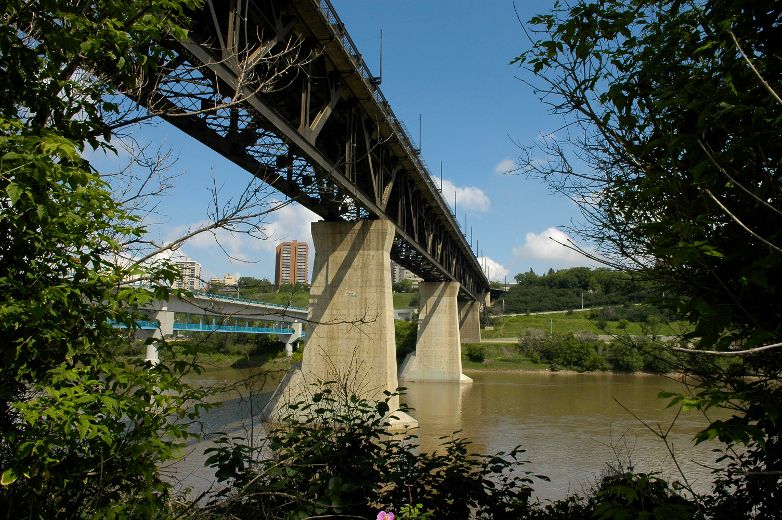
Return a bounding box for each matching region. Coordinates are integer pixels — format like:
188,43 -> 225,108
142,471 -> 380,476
461,342 -> 546,371
483,310 -> 690,339
393,292 -> 418,309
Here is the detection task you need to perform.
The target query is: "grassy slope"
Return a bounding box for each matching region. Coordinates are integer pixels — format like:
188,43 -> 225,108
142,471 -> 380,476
243,291 -> 310,308
483,310 -> 689,338
461,342 -> 543,371
393,292 -> 417,309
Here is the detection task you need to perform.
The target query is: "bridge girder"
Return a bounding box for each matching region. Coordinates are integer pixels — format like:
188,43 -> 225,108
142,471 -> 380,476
136,0 -> 490,301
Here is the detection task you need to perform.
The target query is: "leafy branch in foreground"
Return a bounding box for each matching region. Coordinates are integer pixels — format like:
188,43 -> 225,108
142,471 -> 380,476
201,381 -> 545,519
516,0 -> 782,515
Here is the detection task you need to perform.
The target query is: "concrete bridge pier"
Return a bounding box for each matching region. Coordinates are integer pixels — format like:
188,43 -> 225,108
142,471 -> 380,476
399,281 -> 472,383
263,220 -> 417,430
459,299 -> 482,344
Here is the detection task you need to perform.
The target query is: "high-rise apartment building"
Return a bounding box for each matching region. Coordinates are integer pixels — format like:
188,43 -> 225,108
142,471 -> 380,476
173,258 -> 202,291
275,241 -> 309,287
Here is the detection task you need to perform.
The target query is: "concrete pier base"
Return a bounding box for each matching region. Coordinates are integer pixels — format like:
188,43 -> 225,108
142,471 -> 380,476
263,220 -> 417,430
458,300 -> 481,344
399,281 -> 472,383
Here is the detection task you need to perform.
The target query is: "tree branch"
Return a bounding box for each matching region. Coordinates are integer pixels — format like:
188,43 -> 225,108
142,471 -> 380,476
673,341 -> 782,356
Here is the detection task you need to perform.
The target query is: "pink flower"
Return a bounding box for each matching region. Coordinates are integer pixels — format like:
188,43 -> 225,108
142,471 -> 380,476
377,511 -> 395,520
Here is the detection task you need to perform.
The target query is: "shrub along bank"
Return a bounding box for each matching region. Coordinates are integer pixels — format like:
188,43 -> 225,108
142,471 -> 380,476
462,335 -> 683,374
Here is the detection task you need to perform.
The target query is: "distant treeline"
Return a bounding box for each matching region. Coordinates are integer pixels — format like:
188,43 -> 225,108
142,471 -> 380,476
498,267 -> 651,314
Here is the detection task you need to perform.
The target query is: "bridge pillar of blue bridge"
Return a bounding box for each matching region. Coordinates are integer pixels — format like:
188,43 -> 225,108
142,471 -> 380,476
281,322 -> 303,357
399,281 -> 472,383
138,308 -> 174,365
264,219 -> 417,430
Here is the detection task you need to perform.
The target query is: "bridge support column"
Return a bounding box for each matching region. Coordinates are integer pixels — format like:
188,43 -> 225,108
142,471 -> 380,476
399,282 -> 472,383
144,308 -> 174,365
458,300 -> 482,344
264,220 -> 417,430
282,322 -> 303,357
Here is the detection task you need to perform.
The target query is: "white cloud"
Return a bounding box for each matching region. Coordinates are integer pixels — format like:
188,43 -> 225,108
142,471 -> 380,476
477,256 -> 509,282
441,179 -> 491,213
494,158 -> 516,174
260,203 -> 319,251
166,222 -> 252,262
513,227 -> 594,266
162,203 -> 319,269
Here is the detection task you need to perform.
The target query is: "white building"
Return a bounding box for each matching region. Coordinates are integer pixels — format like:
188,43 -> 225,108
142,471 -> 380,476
173,258 -> 202,291
390,260 -> 423,288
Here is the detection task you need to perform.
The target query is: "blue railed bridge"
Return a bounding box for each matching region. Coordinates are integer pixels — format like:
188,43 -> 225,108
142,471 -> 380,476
133,320 -> 298,336
137,291 -> 307,361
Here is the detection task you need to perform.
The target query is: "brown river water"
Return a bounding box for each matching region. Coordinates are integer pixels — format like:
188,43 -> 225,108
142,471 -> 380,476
169,368 -> 723,502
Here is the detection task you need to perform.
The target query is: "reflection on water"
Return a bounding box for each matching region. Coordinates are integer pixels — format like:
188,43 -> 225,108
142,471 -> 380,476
165,367 -> 282,497
403,371 -> 719,500
171,368 -> 722,502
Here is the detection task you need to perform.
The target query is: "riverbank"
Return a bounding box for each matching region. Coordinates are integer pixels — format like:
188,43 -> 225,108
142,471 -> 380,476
172,351 -> 297,371
183,345 -> 674,378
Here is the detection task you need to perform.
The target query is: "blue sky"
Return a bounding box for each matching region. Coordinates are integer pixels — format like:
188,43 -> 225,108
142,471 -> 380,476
95,1 -> 593,283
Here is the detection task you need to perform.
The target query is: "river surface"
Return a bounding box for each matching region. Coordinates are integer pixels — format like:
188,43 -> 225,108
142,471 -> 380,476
170,368 -> 721,502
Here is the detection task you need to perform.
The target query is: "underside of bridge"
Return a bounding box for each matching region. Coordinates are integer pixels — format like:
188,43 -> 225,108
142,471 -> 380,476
132,0 -> 491,420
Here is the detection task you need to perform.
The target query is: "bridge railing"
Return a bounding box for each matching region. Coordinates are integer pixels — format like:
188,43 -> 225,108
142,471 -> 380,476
173,323 -> 296,334
110,319 -> 159,330
191,291 -> 307,312
315,0 -> 468,243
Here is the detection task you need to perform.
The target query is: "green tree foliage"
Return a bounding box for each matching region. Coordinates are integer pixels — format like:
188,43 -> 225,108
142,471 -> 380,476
464,344 -> 486,363
606,342 -> 645,373
392,278 -> 415,293
518,0 -> 782,513
238,276 -> 275,294
177,331 -> 285,358
204,384 -> 543,519
503,267 -> 648,313
520,335 -> 608,372
532,471 -> 700,519
0,0 -> 210,516
520,335 -> 678,374
394,319 -> 418,362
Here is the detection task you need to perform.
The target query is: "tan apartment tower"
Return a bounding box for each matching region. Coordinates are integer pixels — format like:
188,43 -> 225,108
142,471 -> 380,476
275,240 -> 309,287
172,258 -> 202,291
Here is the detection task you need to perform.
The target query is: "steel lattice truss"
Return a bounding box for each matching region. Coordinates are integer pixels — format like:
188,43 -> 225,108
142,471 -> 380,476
138,0 -> 490,301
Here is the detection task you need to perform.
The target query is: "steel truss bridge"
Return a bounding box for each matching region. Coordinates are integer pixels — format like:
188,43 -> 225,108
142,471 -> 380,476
140,0 -> 490,301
